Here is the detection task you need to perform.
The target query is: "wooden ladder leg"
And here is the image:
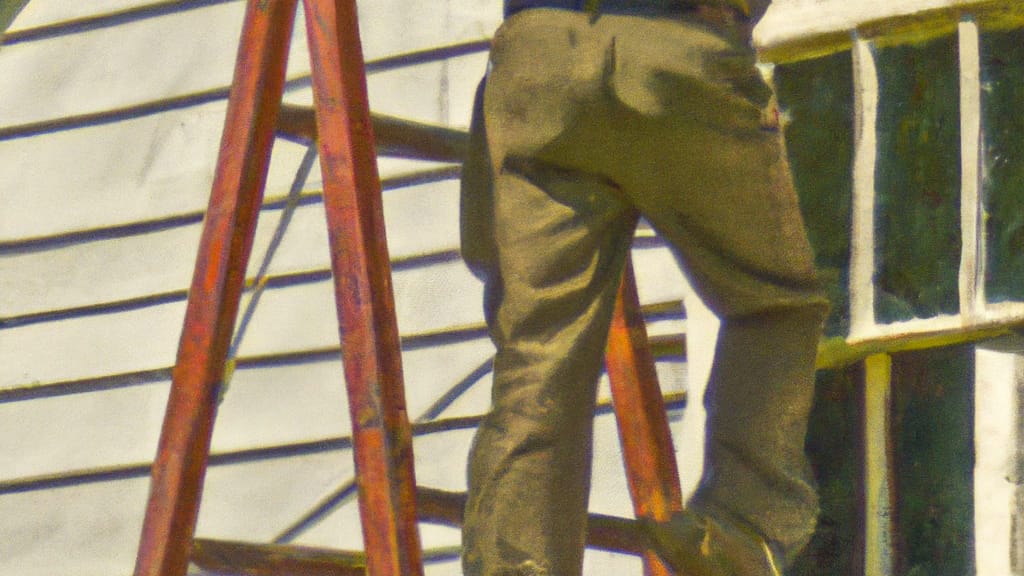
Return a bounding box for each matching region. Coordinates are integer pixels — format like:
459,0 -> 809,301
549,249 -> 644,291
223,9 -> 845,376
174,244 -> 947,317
301,1 -> 424,575
132,2 -> 299,575
606,255 -> 684,576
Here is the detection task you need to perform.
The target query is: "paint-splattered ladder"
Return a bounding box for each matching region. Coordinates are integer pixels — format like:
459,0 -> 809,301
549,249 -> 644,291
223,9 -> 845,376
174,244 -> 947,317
129,1 -> 684,575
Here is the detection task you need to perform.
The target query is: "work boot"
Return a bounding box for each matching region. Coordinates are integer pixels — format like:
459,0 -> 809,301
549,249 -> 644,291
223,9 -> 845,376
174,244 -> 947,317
642,511 -> 785,576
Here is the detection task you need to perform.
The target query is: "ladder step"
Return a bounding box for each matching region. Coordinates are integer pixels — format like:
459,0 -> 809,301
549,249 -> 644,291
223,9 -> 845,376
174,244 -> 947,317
191,538 -> 366,576
190,488 -> 649,575
415,487 -> 647,554
276,104 -> 469,163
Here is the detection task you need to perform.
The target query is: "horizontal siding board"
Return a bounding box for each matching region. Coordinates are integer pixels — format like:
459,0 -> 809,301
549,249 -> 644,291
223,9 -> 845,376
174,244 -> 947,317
0,382 -> 167,481
0,246 -> 684,390
0,359 -> 358,482
0,264 -> 484,389
398,339 -> 495,421
233,260 -> 485,357
9,0 -> 181,32
0,451 -> 363,576
629,245 -> 689,305
0,2 -> 250,128
357,0 -> 499,63
0,101 -> 305,242
0,221 -> 201,318
194,451 -> 358,543
0,89 -> 475,242
0,178 -> 462,319
0,476 -> 150,576
0,299 -> 184,390
1,2 -> 495,132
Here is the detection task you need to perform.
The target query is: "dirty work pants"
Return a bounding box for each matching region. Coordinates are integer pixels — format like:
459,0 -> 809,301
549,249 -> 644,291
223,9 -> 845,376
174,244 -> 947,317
460,8 -> 830,575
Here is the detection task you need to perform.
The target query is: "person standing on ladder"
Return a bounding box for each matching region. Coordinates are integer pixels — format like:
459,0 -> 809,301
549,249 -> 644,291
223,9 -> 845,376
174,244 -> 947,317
458,0 -> 829,573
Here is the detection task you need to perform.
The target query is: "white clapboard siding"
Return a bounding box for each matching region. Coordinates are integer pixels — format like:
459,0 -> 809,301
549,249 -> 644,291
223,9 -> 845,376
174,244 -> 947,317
8,1 -> 174,31
0,3 -> 258,128
0,0 -> 702,574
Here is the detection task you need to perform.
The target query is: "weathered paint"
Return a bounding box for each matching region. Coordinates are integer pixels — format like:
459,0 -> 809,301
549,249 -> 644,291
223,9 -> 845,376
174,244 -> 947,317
862,353 -> 894,576
132,1 -> 299,575
605,257 -> 683,576
301,0 -> 424,574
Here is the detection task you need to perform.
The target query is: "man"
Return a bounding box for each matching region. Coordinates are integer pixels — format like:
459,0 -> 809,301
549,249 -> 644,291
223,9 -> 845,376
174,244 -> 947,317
459,0 -> 829,573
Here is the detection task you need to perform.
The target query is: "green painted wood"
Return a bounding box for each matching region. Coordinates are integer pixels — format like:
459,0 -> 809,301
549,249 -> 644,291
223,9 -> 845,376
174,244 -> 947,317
776,50 -> 862,576
773,27 -> 1004,576
981,27 -> 1024,303
776,51 -> 855,337
890,347 -> 975,576
874,35 -> 963,323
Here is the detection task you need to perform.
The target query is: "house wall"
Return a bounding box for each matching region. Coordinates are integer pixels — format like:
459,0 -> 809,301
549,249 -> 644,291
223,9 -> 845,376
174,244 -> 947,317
0,2 -> 695,575
3,1 -> 1022,575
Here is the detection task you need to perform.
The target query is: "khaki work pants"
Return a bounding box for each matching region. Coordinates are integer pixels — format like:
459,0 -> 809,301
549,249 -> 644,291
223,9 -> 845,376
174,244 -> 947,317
460,8 -> 829,575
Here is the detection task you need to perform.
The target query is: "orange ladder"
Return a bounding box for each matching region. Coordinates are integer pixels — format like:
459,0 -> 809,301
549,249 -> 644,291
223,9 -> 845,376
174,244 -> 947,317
131,1 -> 684,575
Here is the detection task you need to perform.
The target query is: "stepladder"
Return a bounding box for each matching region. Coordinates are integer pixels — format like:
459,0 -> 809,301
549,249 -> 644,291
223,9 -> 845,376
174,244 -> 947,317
131,1 -> 686,575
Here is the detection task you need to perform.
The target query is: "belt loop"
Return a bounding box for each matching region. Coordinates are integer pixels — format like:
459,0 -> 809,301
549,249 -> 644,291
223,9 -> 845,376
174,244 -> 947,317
582,0 -> 601,20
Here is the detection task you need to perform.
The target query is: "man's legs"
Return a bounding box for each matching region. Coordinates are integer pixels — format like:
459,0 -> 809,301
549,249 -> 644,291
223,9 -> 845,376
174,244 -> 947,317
460,158 -> 638,576
460,11 -> 652,574
581,14 -> 830,568
461,8 -> 829,574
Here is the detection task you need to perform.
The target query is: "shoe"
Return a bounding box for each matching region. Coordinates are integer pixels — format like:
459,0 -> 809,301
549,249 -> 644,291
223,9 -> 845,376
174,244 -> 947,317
641,511 -> 784,576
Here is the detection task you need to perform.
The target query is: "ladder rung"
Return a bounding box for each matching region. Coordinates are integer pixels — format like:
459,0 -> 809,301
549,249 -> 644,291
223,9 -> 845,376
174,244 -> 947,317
189,489 -> 649,576
276,104 -> 469,163
415,487 -> 648,556
191,538 -> 365,576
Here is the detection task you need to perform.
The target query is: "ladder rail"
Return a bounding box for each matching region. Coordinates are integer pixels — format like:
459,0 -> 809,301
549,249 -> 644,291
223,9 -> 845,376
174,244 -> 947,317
132,1 -> 299,575
606,256 -> 685,576
132,0 -> 427,574
132,2 -> 681,574
301,0 -> 424,573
